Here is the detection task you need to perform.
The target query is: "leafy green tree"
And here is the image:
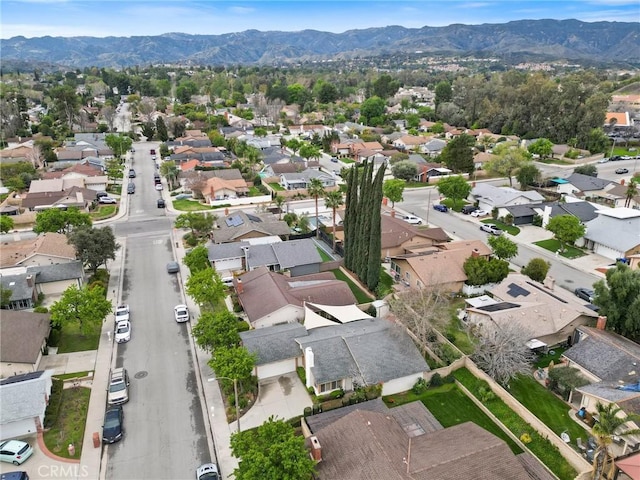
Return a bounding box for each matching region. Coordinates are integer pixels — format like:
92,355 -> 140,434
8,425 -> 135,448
574,164 -> 597,177
183,244 -> 211,273
516,163 -> 541,190
371,74 -> 400,99
286,138 -> 302,156
105,158 -> 124,183
591,402 -> 640,480
436,176 -> 472,210
287,83 -> 312,108
324,190 -> 344,252
593,264 -> 640,339
68,226 -> 120,275
50,284 -> 112,336
307,178 -> 325,238
391,161 -> 417,182
141,121 -> 155,140
521,258 -> 550,283
159,161 -> 180,190
155,116 -> 168,142
185,267 -> 225,310
299,143 -> 321,162
1,287 -> 12,309
49,84 -> 80,130
231,416 -> 316,480
360,96 -> 386,125
463,256 -> 509,285
174,212 -> 215,240
209,345 -> 255,383
105,134 -> 133,158
527,138 -> 553,159
33,207 -> 92,234
434,81 -> 452,111
382,178 -> 406,208
440,134 -> 475,174
313,81 -> 339,104
546,215 -> 586,252
192,310 -> 241,353
0,215 -> 14,233
586,128 -> 610,154
487,235 -> 518,261
485,143 -> 531,188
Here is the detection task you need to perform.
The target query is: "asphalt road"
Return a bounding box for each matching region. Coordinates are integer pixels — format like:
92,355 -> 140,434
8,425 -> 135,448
105,143 -> 210,480
398,187 -> 602,292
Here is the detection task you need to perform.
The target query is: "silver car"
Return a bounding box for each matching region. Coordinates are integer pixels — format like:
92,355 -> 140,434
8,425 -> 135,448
107,367 -> 130,405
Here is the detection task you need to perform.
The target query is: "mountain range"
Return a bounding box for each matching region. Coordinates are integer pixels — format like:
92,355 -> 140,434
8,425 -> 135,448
1,19 -> 639,68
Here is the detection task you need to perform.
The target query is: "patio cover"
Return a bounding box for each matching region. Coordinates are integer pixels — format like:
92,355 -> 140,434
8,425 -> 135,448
526,339 -> 547,350
616,452 -> 640,480
304,302 -> 372,330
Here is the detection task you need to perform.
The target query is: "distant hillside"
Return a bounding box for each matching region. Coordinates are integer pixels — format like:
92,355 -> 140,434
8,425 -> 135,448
1,19 -> 639,68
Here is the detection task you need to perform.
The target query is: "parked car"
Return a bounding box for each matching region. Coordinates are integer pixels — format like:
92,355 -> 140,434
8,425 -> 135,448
0,472 -> 29,480
461,205 -> 479,215
127,183 -> 135,194
196,463 -> 219,480
479,223 -> 503,236
166,261 -> 180,274
108,367 -> 130,405
402,214 -> 423,225
575,287 -> 594,303
115,320 -> 131,343
157,198 -> 166,208
98,196 -> 117,204
0,440 -> 33,466
102,406 -> 124,444
330,157 -> 338,163
155,183 -> 163,191
174,304 -> 190,323
96,191 -> 109,199
615,168 -> 629,174
470,209 -> 489,217
598,157 -> 609,163
115,305 -> 130,323
128,169 -> 136,178
433,204 -> 448,212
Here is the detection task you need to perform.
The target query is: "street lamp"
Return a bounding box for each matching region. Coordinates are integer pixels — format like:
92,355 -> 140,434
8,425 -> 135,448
209,376 -> 240,432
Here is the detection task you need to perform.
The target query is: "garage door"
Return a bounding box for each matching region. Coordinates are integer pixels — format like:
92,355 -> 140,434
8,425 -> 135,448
257,359 -> 296,380
0,418 -> 36,441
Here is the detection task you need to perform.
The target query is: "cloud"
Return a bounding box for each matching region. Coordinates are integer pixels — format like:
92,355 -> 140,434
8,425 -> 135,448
228,6 -> 255,14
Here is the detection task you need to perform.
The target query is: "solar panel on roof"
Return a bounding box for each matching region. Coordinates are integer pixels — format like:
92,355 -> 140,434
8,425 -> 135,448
0,371 -> 44,385
225,215 -> 244,227
225,217 -> 235,227
246,214 -> 262,223
478,302 -> 520,312
507,283 -> 530,297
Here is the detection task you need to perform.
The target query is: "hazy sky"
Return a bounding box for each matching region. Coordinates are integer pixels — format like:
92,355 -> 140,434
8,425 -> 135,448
1,0 -> 638,39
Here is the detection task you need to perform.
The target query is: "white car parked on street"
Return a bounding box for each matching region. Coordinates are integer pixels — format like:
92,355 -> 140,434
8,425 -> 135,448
115,321 -> 131,343
174,304 -> 190,323
115,305 -> 130,322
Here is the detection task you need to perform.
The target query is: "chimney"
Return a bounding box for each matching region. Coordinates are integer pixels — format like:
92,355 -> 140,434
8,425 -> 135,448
597,316 -> 607,330
236,279 -> 244,294
544,275 -> 555,291
309,436 -> 322,462
26,275 -> 34,287
471,248 -> 479,258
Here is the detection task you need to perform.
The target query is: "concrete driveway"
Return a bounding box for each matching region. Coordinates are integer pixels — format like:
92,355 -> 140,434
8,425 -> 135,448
239,373 -> 312,432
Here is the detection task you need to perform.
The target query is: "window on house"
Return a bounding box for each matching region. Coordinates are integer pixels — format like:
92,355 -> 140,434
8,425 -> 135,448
318,380 -> 341,393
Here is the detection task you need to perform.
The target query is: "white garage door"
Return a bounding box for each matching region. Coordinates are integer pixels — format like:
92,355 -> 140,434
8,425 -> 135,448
0,418 -> 36,441
257,359 -> 296,380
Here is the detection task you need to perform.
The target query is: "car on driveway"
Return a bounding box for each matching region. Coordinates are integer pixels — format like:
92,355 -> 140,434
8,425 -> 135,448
461,205 -> 479,215
433,204 -> 448,212
401,214 -> 423,225
115,304 -> 129,322
115,321 -> 131,343
98,196 -> 117,204
0,440 -> 33,465
108,367 -> 130,405
470,209 -> 489,217
480,223 -> 503,236
575,287 -> 594,303
615,168 -> 629,174
166,261 -> 180,274
174,304 -> 190,323
102,405 -> 124,444
196,463 -> 219,480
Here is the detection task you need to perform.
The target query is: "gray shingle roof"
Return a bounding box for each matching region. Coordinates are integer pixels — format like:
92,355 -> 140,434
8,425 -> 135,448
563,173 -> 613,192
0,273 -> 36,301
240,322 -> 307,364
207,241 -> 250,261
0,370 -> 53,425
548,201 -> 599,222
472,183 -> 544,207
245,244 -> 279,270
0,311 -> 51,363
28,260 -> 84,283
583,212 -> 640,252
272,239 -> 322,269
211,211 -> 291,243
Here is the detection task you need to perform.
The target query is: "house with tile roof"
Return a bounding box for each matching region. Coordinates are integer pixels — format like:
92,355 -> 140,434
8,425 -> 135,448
279,169 -> 335,190
308,407 -> 537,480
21,185 -> 97,211
464,273 -> 598,347
392,135 -> 430,152
579,207 -> 640,261
0,311 -> 51,377
605,112 -> 632,129
211,211 -> 291,244
235,267 -> 357,328
0,370 -> 53,440
202,176 -> 249,204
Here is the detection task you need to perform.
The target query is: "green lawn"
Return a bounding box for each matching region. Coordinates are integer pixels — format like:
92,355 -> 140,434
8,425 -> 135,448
535,347 -> 567,369
331,269 -> 372,303
43,386 -> 90,459
341,158 -> 355,164
536,158 -> 574,165
172,198 -> 217,211
89,205 -> 117,220
480,218 -> 520,236
444,319 -> 476,355
53,371 -> 93,381
405,182 -> 429,188
377,270 -> 394,297
316,247 -> 332,262
268,182 -> 284,191
454,368 -> 577,480
248,186 -> 262,196
534,239 -> 586,259
384,383 -> 522,454
57,321 -> 101,353
509,374 -> 586,445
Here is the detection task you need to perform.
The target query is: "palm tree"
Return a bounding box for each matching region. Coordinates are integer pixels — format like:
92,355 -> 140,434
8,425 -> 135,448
273,195 -> 285,220
307,178 -> 325,238
324,190 -> 344,252
591,402 -> 640,480
624,179 -> 638,208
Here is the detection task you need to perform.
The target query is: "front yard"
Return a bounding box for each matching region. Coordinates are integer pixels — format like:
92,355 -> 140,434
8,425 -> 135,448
43,384 -> 90,459
534,239 -> 586,259
172,198 -> 217,211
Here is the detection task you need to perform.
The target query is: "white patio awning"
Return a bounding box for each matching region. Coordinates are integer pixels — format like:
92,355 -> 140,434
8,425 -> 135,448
526,339 -> 547,350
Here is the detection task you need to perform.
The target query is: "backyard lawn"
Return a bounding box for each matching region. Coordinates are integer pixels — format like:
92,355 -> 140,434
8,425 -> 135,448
268,182 -> 284,191
331,269 -> 372,303
43,386 -> 90,459
384,383 -> 522,454
534,239 -> 586,259
317,247 -> 332,262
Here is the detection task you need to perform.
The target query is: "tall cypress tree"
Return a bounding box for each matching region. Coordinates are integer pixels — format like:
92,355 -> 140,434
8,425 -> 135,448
343,166 -> 358,271
355,161 -> 372,281
367,163 -> 386,291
